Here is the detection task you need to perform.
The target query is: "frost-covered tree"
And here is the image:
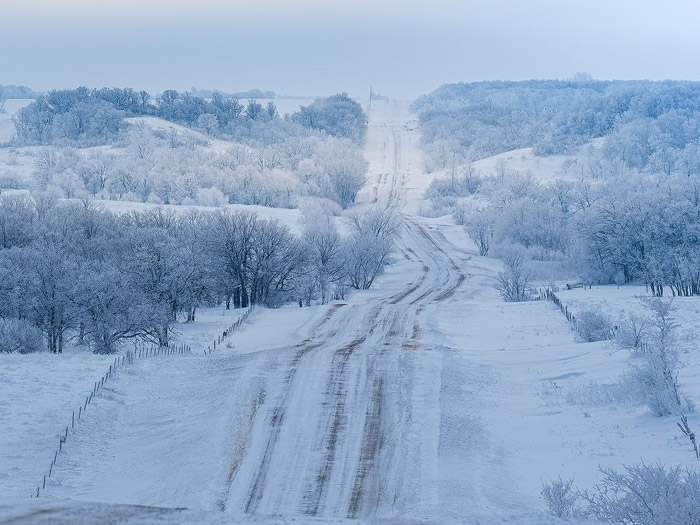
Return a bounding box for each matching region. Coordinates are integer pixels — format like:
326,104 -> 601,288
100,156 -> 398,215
314,140 -> 368,208
344,207 -> 398,290
293,93 -> 367,143
464,207 -> 495,256
0,194 -> 36,249
303,214 -> 344,304
625,299 -> 689,417
495,249 -> 532,302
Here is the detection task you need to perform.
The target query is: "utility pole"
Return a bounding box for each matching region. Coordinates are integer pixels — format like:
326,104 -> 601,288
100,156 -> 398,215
367,85 -> 373,122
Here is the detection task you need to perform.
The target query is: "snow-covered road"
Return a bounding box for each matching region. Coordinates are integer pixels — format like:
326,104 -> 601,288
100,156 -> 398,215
39,99 -> 499,520
35,100 -> 640,523
217,100 -> 469,518
9,98 -> 695,525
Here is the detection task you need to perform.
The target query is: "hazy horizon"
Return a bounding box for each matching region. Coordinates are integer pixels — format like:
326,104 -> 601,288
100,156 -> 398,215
3,0 -> 700,99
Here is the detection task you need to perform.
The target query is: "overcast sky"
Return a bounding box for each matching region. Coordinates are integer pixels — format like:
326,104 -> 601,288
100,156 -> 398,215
3,0 -> 700,99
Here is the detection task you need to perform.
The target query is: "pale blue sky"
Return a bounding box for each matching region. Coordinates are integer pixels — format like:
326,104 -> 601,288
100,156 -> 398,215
3,0 -> 699,98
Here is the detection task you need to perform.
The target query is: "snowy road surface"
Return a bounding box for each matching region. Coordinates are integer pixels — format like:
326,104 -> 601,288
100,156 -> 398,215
41,99 -> 503,519
26,100 -> 689,523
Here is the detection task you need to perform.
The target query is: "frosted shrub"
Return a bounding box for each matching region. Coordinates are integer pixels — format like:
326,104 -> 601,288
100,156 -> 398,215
581,463 -> 700,525
541,476 -> 578,518
0,318 -> 43,353
566,380 -> 634,407
452,205 -> 467,225
576,308 -> 613,342
624,299 -> 692,417
614,313 -> 651,354
196,186 -> 228,207
464,207 -> 495,256
625,353 -> 688,417
495,249 -> 532,302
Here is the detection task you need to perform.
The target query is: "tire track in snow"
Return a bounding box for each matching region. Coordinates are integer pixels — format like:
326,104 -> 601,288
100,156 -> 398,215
301,335 -> 368,515
348,375 -> 385,519
242,340 -> 323,514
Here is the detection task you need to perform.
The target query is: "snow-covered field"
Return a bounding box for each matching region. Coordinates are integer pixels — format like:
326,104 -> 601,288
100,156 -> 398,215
2,97 -> 698,524
468,139 -> 605,183
0,306 -> 248,500
553,284 -> 700,436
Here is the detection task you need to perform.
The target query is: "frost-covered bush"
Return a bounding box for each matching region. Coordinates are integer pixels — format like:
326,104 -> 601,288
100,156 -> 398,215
614,313 -> 651,354
424,165 -> 483,199
195,187 -> 228,207
292,93 -> 367,143
463,207 -> 495,256
565,380 -> 635,408
575,308 -> 614,342
580,463 -> 700,524
495,249 -> 532,302
623,299 -> 692,417
625,358 -> 689,418
541,476 -> 578,519
0,318 -> 43,353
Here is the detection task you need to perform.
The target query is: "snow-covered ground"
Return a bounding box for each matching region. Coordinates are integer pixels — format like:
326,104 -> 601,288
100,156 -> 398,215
469,139 -> 605,182
0,306 -> 247,500
552,284 -> 700,439
0,498 -> 593,524
0,99 -> 33,143
0,351 -> 114,498
3,98 -> 698,524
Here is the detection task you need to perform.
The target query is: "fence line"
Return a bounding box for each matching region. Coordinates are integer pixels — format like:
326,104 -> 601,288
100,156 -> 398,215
32,305 -> 256,497
538,287 -> 578,325
203,305 -> 254,355
540,287 -> 699,461
30,342 -> 191,498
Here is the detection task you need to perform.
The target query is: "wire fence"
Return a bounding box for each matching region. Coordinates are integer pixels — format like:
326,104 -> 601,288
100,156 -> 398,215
203,305 -> 254,355
31,305 -> 255,498
30,342 -> 191,499
539,288 -> 577,325
539,287 -> 700,461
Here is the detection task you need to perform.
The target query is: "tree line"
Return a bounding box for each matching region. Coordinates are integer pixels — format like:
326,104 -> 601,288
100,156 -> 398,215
12,87 -> 366,146
412,78 -> 700,177
28,127 -> 367,209
427,163 -> 700,297
0,195 -> 396,354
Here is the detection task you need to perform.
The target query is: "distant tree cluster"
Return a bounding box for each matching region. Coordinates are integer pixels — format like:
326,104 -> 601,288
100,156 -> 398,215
14,87 -> 137,145
8,87 -> 369,209
0,84 -> 41,99
292,93 -> 367,143
12,87 -> 275,145
187,87 -> 276,100
0,195 -> 395,354
574,177 -> 700,295
412,79 -> 700,175
28,123 -> 366,209
417,79 -> 700,295
427,161 -> 700,295
13,87 -> 368,148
